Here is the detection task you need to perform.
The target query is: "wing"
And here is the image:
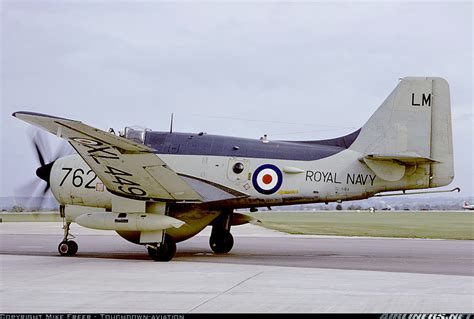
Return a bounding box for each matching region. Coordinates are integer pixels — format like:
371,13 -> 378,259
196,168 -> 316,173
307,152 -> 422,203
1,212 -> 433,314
13,111 -> 202,202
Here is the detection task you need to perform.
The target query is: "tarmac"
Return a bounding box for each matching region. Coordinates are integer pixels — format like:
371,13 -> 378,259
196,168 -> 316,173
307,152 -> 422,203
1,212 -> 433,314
1,222 -> 473,313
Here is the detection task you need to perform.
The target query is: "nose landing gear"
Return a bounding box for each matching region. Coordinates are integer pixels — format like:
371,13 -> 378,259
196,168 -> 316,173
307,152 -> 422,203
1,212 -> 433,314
58,221 -> 78,256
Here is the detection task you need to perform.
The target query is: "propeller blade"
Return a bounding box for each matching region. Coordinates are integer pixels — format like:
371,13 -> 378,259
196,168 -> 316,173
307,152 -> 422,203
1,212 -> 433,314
13,178 -> 43,211
41,181 -> 50,196
53,141 -> 74,161
14,178 -> 42,199
30,129 -> 52,165
32,140 -> 46,167
15,180 -> 52,211
17,128 -> 71,211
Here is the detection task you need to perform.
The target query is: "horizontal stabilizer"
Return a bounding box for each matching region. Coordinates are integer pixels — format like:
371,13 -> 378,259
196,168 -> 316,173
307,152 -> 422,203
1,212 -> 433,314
364,153 -> 438,165
363,157 -> 405,182
363,153 -> 438,182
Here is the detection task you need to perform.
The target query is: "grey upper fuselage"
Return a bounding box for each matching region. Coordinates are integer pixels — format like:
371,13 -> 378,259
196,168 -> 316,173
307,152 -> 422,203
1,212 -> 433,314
143,129 -> 361,161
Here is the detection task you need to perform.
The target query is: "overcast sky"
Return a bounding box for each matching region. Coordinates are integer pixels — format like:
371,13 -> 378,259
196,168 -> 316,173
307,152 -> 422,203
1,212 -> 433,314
1,1 -> 472,198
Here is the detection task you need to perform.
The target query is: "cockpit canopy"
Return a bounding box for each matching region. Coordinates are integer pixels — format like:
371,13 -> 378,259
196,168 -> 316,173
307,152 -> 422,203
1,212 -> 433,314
122,126 -> 151,144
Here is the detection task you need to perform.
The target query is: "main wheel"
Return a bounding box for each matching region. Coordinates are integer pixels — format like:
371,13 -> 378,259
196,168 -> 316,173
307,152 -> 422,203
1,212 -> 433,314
58,240 -> 78,256
147,234 -> 176,262
210,230 -> 234,254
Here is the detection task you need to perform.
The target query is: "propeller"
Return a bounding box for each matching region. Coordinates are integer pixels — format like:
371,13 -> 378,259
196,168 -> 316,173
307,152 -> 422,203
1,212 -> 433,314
14,129 -> 74,210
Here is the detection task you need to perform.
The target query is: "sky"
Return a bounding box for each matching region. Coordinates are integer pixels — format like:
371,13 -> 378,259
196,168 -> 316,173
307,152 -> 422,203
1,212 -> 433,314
1,1 -> 472,198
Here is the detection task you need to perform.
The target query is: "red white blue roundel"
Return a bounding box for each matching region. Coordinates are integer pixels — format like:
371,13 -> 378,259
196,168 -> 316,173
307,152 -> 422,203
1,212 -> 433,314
252,164 -> 283,195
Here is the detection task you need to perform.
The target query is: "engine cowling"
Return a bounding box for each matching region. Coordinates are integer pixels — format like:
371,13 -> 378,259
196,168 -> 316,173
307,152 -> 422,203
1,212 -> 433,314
50,155 -> 113,209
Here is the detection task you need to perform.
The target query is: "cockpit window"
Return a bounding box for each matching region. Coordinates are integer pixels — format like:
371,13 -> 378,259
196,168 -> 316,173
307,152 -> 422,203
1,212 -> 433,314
124,126 -> 151,144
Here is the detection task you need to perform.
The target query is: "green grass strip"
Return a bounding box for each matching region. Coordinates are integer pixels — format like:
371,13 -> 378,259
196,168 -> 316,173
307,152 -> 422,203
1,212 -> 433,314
247,211 -> 474,240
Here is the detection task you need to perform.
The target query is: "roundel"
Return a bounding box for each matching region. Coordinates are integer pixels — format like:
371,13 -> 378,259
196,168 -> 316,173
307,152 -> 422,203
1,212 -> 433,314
252,164 -> 283,195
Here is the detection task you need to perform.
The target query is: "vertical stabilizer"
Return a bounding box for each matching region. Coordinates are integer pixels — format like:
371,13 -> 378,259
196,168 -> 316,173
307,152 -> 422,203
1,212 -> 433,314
350,77 -> 454,187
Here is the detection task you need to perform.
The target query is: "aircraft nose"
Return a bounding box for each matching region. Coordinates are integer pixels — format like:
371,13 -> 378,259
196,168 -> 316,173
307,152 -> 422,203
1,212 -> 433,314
36,161 -> 55,183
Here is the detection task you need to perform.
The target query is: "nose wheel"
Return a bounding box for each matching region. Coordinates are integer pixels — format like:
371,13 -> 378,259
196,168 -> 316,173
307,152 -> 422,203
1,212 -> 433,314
58,240 -> 78,256
58,221 -> 78,256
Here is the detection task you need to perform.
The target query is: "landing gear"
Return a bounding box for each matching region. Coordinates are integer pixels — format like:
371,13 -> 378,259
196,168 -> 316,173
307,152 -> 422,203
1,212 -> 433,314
58,221 -> 78,256
210,230 -> 234,254
58,240 -> 78,256
147,234 -> 176,262
210,210 -> 234,254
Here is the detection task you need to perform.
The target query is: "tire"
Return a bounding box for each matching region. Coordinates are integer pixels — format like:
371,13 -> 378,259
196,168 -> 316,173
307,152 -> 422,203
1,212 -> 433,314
210,231 -> 234,254
58,240 -> 78,256
68,240 -> 78,256
58,241 -> 70,256
147,234 -> 176,262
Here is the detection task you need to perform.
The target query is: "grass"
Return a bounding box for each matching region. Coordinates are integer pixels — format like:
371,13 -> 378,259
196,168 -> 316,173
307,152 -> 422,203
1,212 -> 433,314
247,211 -> 474,240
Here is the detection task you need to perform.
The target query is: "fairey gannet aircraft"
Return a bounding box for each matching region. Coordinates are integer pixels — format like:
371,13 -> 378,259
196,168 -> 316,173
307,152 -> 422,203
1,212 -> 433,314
13,76 -> 456,261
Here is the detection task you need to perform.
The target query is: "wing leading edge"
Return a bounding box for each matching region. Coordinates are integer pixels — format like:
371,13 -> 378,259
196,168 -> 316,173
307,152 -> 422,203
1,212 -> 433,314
13,111 -> 202,202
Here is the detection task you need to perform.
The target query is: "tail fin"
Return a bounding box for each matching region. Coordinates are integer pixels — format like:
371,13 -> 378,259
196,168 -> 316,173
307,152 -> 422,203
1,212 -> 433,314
350,77 -> 454,187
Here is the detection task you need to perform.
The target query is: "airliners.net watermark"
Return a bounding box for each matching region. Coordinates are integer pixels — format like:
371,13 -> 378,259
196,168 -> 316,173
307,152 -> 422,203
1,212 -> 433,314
0,316 -> 185,319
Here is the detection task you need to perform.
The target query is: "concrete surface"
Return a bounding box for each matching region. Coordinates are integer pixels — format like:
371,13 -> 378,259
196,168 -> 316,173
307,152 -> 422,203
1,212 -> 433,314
1,222 -> 473,313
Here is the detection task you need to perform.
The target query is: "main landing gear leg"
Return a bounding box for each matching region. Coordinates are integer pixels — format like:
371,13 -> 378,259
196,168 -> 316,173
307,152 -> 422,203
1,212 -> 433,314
147,233 -> 176,262
58,221 -> 78,256
210,210 -> 234,254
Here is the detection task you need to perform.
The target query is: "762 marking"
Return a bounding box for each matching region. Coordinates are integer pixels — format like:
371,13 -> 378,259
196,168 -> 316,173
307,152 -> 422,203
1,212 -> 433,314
60,168 -> 98,189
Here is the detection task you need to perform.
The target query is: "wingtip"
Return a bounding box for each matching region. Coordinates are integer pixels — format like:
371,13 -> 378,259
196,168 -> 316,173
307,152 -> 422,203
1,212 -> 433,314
11,111 -> 35,119
12,111 -> 37,119
11,111 -> 76,122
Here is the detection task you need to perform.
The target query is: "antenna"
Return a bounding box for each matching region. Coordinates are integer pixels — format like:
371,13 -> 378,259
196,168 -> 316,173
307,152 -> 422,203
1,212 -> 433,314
170,113 -> 174,134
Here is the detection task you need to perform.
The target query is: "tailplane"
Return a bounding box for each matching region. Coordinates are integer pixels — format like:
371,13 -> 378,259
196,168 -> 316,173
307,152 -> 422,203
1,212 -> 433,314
350,77 -> 454,187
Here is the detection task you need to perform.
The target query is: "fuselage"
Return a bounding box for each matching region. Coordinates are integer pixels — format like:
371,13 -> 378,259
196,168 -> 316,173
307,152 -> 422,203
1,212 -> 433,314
49,129 -> 432,211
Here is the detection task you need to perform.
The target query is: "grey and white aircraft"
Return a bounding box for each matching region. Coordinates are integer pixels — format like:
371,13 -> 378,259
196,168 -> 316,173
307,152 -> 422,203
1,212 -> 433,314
463,202 -> 474,210
13,76 -> 455,261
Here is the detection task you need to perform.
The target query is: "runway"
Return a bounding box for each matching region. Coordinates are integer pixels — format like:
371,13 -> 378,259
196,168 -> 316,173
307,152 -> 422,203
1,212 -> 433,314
1,222 -> 473,313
